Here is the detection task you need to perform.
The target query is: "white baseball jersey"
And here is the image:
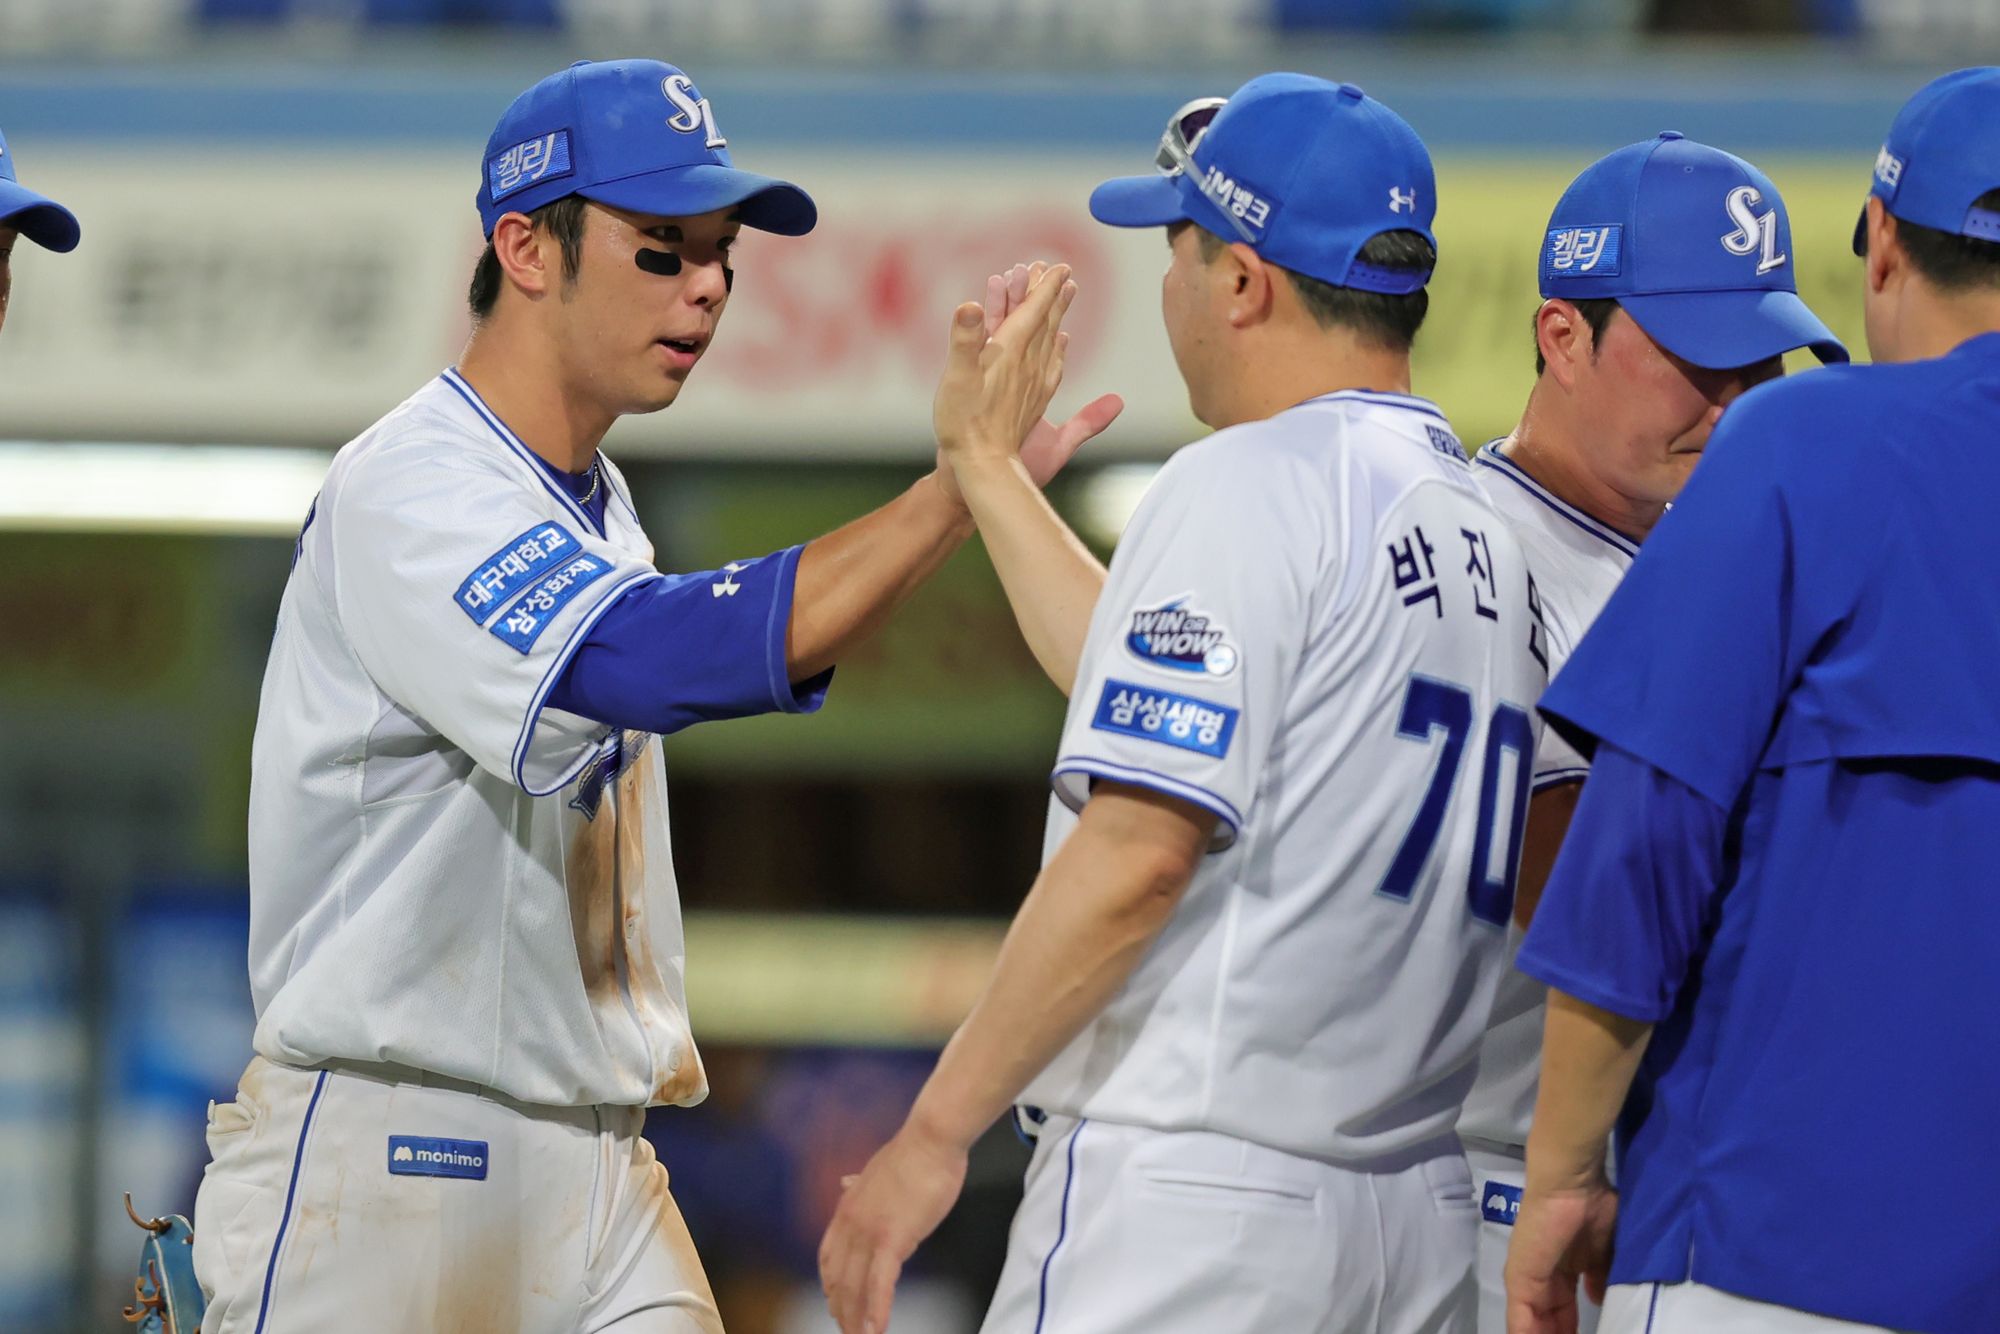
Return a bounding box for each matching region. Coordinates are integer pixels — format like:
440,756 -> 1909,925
1021,391 -> 1549,1164
1458,439 -> 1635,1151
246,369 -> 801,1109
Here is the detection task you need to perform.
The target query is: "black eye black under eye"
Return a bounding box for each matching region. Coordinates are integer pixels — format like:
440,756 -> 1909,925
634,248 -> 682,276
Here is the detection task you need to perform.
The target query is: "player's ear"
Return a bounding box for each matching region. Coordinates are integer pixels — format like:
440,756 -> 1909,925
1536,300 -> 1587,390
491,212 -> 555,301
1224,241 -> 1274,329
1862,197 -> 1900,298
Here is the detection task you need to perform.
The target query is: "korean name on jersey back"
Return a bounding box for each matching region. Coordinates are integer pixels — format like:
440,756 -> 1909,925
1125,598 -> 1239,677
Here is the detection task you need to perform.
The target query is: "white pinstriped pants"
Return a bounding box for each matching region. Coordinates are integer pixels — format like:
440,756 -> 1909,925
980,1113 -> 1476,1334
192,1057 -> 722,1334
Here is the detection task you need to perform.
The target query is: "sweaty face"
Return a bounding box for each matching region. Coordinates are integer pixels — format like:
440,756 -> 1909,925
1572,309 -> 1782,508
1161,222 -> 1222,426
0,225 -> 15,335
548,203 -> 740,417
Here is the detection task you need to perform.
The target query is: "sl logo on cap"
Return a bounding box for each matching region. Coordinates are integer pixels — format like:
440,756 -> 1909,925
1721,186 -> 1787,276
663,74 -> 726,150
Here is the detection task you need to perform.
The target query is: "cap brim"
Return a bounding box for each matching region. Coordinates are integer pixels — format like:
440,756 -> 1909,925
1088,174 -> 1192,229
0,181 -> 79,253
580,163 -> 816,237
1619,287 -> 1849,369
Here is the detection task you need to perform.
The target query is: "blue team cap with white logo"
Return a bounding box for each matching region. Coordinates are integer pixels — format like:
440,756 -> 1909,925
476,59 -> 816,239
0,129 -> 79,253
1855,67 -> 2000,254
1089,73 -> 1437,295
1541,133 -> 1846,369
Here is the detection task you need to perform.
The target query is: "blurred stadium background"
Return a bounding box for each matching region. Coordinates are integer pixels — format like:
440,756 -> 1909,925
0,0 -> 1989,1329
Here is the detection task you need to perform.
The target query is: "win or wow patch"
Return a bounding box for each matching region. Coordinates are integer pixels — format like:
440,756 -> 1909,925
1090,679 -> 1238,759
454,523 -> 583,625
387,1135 -> 489,1180
488,554 -> 615,654
1125,597 -> 1238,677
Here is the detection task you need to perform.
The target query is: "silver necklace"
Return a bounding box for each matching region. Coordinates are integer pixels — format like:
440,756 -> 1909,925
576,457 -> 601,505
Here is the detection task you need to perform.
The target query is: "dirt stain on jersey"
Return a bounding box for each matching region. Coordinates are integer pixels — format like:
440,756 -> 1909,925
565,788 -> 621,1004
614,758 -> 707,1107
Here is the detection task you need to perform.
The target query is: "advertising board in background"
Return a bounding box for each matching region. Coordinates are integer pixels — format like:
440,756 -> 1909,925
0,150 -> 1871,458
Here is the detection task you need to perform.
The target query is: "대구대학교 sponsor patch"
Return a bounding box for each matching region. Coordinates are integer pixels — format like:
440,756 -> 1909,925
454,523 -> 582,624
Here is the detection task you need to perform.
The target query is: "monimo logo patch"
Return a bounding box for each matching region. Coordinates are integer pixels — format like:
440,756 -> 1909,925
1481,1179 -> 1522,1226
387,1135 -> 489,1181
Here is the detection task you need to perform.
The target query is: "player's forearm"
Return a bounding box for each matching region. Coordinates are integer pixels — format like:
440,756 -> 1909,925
951,454 -> 1107,695
786,471 -> 975,680
904,788 -> 1209,1152
1524,991 -> 1652,1190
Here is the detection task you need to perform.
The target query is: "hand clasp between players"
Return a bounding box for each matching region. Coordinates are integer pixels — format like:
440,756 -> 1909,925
932,260 -> 1123,503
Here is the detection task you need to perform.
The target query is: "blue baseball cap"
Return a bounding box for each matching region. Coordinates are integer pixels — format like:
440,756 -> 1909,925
476,59 -> 815,240
1541,133 -> 1846,369
0,129 -> 79,253
1855,67 -> 2000,253
1089,73 -> 1437,295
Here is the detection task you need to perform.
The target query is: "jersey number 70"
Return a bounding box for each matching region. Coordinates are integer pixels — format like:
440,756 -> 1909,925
1377,676 -> 1535,927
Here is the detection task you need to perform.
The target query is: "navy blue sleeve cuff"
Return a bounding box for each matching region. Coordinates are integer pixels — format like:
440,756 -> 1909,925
1050,757 -> 1242,852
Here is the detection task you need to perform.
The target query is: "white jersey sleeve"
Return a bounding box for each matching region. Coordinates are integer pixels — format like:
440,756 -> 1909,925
326,441 -> 661,796
1052,442 -> 1323,849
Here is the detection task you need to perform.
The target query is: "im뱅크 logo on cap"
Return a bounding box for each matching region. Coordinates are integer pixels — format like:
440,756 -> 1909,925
1873,145 -> 1905,194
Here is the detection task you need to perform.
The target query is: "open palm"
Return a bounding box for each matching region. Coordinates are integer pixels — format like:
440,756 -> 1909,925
933,261 -> 1122,502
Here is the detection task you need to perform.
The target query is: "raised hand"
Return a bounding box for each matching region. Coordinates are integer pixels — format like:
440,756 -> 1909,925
982,262 -> 1125,488
932,262 -> 1122,506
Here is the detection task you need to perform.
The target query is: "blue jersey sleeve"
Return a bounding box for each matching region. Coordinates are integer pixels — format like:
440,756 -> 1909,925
546,544 -> 831,735
1515,743 -> 1728,1023
1536,396 -> 1805,808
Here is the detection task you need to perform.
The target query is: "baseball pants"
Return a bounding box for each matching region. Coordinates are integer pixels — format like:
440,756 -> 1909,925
1601,1282 -> 1914,1333
979,1113 -> 1476,1333
192,1056 -> 722,1334
1465,1143 -> 1599,1334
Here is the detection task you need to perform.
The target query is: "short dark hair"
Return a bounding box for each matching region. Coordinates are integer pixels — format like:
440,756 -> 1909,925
1884,188 -> 2000,293
468,196 -> 588,321
1533,297 -> 1621,376
1196,226 -> 1435,352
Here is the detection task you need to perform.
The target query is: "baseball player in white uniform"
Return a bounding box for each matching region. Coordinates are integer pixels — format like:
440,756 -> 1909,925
192,59 -> 1107,1334
821,75 -> 1545,1334
1456,134 -> 1844,1334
